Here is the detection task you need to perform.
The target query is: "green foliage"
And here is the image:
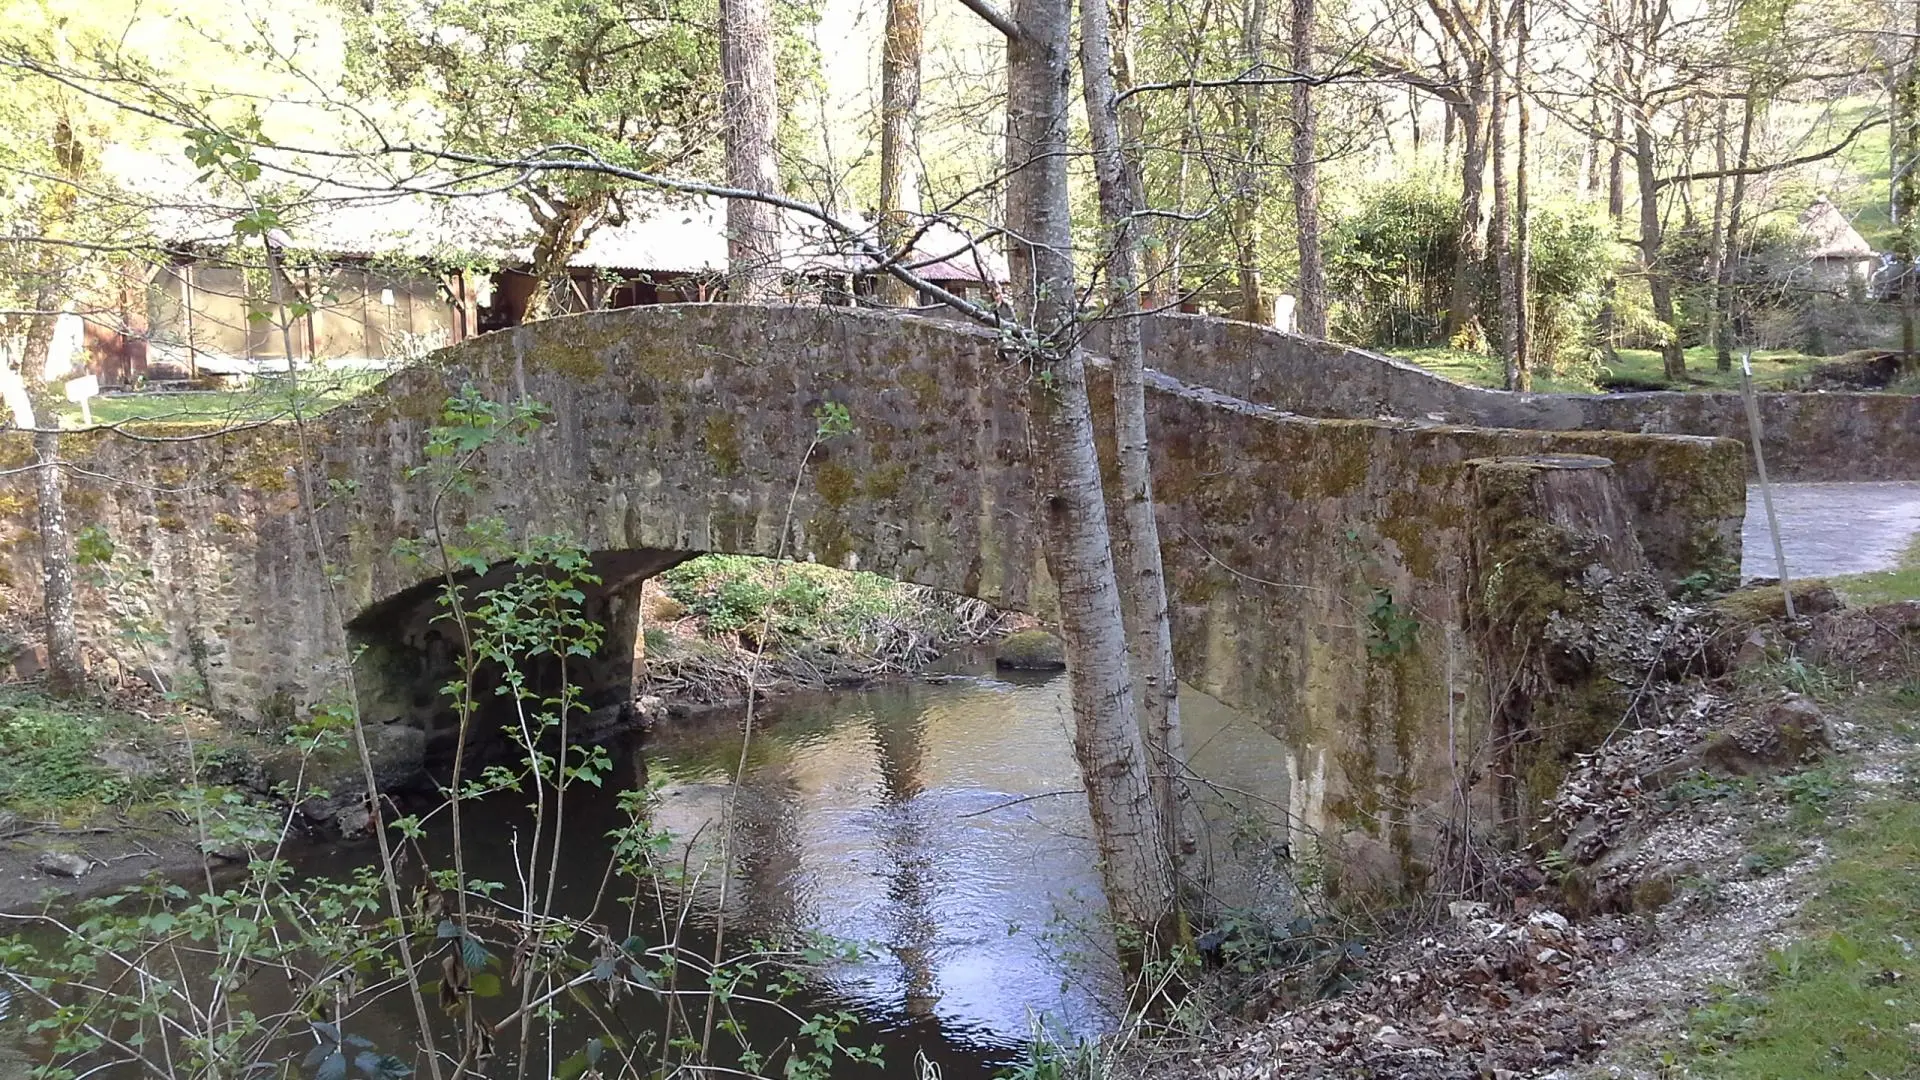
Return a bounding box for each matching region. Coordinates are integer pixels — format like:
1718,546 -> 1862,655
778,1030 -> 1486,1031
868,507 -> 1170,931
0,694 -> 125,812
1326,177 -> 1461,347
1522,207 -> 1617,371
1363,588 -> 1419,658
658,554 -> 973,650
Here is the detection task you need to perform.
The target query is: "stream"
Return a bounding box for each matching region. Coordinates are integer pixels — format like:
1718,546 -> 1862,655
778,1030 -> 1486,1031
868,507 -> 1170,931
2,657 -> 1285,1079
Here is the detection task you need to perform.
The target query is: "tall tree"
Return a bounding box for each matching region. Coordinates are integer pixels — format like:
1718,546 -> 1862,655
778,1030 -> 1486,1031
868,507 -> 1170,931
721,0 -> 785,297
997,0 -> 1177,940
1489,0 -> 1513,369
1288,0 -> 1327,337
1510,0 -> 1531,387
876,0 -> 923,307
1232,0 -> 1272,323
1082,0 -> 1193,900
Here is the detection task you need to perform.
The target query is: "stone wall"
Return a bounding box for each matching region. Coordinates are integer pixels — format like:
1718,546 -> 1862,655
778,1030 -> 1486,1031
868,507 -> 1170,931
0,304 -> 1747,891
1131,314 -> 1920,482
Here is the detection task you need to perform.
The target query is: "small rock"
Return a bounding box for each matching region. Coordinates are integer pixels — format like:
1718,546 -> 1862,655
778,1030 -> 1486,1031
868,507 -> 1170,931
7,644 -> 47,682
995,629 -> 1067,671
1448,900 -> 1490,921
99,747 -> 160,779
1527,910 -> 1571,934
34,851 -> 91,878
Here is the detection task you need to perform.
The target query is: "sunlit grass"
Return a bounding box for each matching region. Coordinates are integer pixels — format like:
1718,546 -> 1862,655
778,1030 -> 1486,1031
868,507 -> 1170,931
1386,344 -> 1835,394
62,369 -> 388,428
1830,536 -> 1920,607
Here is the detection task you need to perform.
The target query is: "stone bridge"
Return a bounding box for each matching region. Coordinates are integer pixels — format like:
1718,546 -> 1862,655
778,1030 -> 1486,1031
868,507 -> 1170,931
0,305 -> 1746,885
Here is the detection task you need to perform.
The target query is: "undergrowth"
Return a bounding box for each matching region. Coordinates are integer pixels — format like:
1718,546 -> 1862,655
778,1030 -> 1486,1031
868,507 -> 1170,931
0,689 -> 166,815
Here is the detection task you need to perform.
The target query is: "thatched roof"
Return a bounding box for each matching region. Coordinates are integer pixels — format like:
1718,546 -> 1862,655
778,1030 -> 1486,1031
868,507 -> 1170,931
111,149 -> 1006,282
1799,197 -> 1875,260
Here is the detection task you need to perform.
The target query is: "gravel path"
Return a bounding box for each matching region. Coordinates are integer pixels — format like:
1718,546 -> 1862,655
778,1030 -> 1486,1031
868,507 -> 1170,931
1741,481 -> 1920,580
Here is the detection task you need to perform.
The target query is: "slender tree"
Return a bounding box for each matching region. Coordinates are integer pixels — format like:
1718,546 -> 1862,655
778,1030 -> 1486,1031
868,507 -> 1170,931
1511,0 -> 1531,387
721,0 -> 785,297
998,0 -> 1177,940
1082,0 -> 1193,900
877,0 -> 924,307
1489,0 -> 1513,373
1289,0 -> 1328,337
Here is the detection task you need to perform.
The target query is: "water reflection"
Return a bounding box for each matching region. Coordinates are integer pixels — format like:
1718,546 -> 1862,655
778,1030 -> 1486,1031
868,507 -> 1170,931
644,668 -> 1120,1047
0,658 -> 1293,1079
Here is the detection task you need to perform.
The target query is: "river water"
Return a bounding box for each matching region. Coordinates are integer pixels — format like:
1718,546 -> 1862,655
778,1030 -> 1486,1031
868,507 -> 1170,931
1,657 -> 1288,1078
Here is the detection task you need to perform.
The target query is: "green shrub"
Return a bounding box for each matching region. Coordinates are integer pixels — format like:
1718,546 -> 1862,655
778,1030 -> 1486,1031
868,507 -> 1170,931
656,554 -> 973,649
1327,177 -> 1460,347
0,696 -> 119,811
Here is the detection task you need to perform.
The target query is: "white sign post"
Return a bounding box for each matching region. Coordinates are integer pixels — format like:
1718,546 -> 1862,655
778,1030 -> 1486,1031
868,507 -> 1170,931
65,373 -> 99,426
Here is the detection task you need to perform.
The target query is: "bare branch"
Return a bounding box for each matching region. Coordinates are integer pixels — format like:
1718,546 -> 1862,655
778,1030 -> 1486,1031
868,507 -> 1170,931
953,0 -> 1022,41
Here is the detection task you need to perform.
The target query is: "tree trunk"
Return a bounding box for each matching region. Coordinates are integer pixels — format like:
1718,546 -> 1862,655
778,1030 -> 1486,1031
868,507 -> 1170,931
1716,99 -> 1756,370
1635,120 -> 1686,379
1445,92 -> 1488,341
1005,0 -> 1175,940
1705,100 -> 1728,367
1288,0 -> 1327,338
19,117 -> 84,695
1490,0 -> 1513,377
16,312 -> 82,695
519,191 -> 601,323
33,427 -> 80,694
1511,0 -> 1531,389
1233,0 -> 1270,324
1081,0 -> 1192,901
1899,27 -> 1920,372
1595,103 -> 1626,364
877,0 -> 923,308
720,0 -> 783,299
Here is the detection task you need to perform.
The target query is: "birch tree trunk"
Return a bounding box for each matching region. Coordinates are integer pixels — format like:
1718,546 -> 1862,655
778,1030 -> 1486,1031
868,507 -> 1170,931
1705,100 -> 1729,370
1004,0 -> 1175,940
720,0 -> 783,299
877,0 -> 923,308
17,315 -> 82,696
1288,0 -> 1327,338
1080,0 -> 1193,899
1511,0 -> 1531,387
17,116 -> 83,695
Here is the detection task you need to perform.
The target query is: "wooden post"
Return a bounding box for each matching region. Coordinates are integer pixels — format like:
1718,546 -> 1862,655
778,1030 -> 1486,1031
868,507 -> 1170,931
1741,351 -> 1795,618
181,261 -> 199,381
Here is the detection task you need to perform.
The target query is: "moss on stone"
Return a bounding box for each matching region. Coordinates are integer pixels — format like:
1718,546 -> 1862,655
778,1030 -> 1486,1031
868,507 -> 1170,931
995,629 -> 1066,670
813,461 -> 858,508
703,415 -> 742,477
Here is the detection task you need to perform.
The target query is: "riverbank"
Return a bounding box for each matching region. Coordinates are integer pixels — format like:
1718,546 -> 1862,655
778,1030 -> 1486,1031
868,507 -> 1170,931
1136,589 -> 1920,1079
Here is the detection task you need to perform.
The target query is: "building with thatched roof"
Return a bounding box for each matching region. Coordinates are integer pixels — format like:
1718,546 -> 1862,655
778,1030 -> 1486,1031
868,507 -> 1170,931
1798,196 -> 1876,296
77,154 -> 1008,386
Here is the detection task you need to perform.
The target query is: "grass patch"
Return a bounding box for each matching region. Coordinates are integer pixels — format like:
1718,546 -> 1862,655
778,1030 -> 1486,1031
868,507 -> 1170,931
656,554 -> 989,649
64,368 -> 386,427
0,688 -> 170,816
1678,791 -> 1920,1077
1385,345 -> 1834,394
1830,535 -> 1920,607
